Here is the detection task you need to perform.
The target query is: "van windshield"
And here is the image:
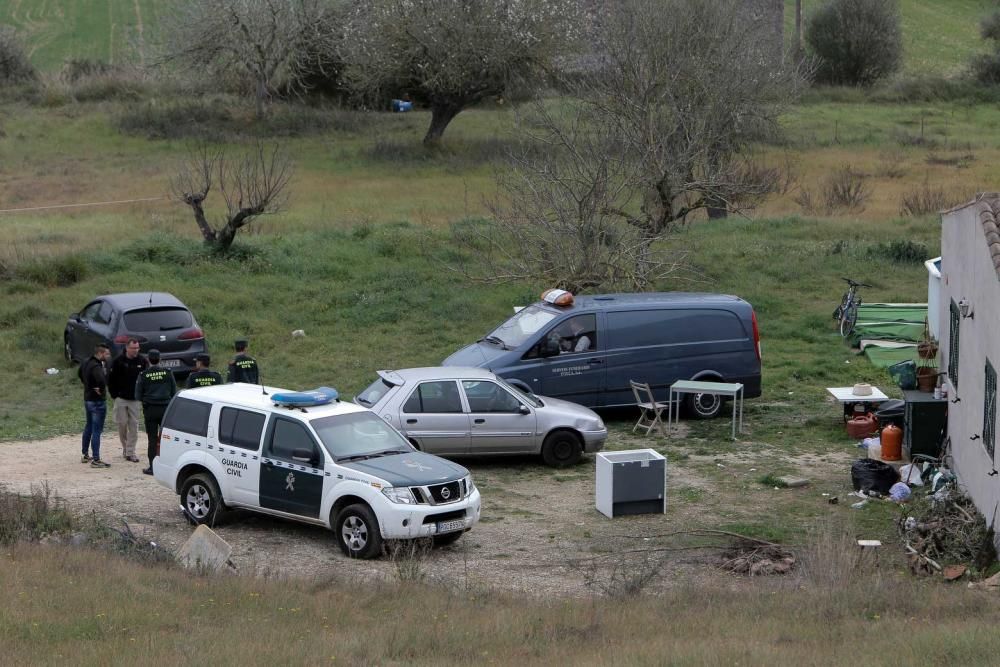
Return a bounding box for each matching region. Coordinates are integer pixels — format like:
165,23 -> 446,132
311,412 -> 414,460
485,305 -> 558,349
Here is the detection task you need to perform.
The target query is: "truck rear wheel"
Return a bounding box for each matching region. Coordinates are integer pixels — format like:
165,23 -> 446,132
336,503 -> 383,559
180,473 -> 224,526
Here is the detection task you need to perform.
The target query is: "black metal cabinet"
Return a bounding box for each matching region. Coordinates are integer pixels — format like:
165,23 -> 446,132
902,390 -> 948,460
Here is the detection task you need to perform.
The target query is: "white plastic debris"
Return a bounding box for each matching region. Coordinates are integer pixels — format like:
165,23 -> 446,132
45,368 -> 59,375
291,329 -> 306,337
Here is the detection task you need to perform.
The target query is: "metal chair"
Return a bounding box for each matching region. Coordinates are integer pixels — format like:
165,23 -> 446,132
630,380 -> 668,436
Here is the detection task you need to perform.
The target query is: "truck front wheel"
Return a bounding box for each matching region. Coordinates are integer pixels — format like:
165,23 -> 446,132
335,503 -> 383,559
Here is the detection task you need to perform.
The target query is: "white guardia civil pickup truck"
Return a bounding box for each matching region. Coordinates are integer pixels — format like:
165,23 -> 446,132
152,383 -> 481,559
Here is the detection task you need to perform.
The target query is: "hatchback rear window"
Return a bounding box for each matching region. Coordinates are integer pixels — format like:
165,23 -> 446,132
162,397 -> 212,437
124,307 -> 192,332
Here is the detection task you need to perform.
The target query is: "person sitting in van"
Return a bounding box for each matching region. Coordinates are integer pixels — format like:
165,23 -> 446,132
551,316 -> 594,353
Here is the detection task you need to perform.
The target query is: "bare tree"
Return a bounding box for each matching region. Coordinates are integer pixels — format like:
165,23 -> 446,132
469,0 -> 807,290
171,142 -> 293,251
158,0 -> 340,118
462,102 -> 685,292
342,0 -> 581,146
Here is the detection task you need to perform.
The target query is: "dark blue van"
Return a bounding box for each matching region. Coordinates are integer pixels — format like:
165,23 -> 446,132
442,293 -> 762,418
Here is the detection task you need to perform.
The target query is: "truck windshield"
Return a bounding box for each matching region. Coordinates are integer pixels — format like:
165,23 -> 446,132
485,305 -> 558,349
311,412 -> 414,460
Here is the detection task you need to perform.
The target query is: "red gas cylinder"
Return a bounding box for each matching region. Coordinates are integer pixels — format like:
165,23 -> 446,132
846,413 -> 878,439
881,423 -> 903,461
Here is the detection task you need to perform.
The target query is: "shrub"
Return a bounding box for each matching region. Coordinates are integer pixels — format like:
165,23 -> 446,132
0,26 -> 36,85
795,166 -> 872,215
899,182 -> 957,217
0,484 -> 74,545
805,0 -> 902,87
973,12 -> 1000,84
866,240 -> 929,264
12,254 -> 89,287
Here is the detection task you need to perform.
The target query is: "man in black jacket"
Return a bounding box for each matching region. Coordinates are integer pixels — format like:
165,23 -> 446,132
135,349 -> 177,476
107,338 -> 148,463
227,338 -> 260,384
186,353 -> 224,388
79,343 -> 112,468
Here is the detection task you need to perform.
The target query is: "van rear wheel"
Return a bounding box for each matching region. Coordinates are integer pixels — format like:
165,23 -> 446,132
686,391 -> 723,420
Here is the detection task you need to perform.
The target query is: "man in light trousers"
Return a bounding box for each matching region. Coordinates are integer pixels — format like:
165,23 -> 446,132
107,338 -> 148,463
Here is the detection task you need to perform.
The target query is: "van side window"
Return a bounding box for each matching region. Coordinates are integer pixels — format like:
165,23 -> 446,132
607,309 -> 747,347
526,314 -> 598,359
162,397 -> 212,437
219,407 -> 266,451
266,419 -> 320,463
402,381 -> 463,413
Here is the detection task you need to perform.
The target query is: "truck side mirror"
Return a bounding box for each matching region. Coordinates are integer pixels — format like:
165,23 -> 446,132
519,404 -> 530,415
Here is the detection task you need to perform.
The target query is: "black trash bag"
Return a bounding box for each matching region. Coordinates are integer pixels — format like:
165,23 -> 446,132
851,459 -> 900,494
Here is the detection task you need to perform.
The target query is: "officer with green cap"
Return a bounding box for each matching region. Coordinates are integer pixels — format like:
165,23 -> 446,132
135,349 -> 177,475
186,353 -> 224,388
227,338 -> 260,384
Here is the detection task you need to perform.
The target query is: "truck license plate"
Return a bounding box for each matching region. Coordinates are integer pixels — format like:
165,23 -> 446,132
436,519 -> 465,534
160,359 -> 181,368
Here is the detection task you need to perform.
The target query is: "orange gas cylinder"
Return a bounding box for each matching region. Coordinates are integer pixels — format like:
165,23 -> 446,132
881,424 -> 903,461
846,413 -> 878,439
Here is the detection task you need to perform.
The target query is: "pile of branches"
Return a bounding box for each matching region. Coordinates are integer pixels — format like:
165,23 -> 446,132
720,538 -> 796,576
588,529 -> 798,579
898,487 -> 995,576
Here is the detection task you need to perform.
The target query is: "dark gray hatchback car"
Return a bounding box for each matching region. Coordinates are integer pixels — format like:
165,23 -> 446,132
64,292 -> 207,373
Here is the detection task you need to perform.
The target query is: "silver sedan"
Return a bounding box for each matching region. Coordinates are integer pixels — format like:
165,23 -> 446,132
353,367 -> 607,467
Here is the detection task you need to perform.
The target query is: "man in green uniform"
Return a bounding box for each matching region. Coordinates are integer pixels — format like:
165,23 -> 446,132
135,349 -> 177,476
186,353 -> 224,388
227,338 -> 260,384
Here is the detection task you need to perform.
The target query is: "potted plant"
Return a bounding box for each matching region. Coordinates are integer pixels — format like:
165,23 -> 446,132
917,317 -> 939,360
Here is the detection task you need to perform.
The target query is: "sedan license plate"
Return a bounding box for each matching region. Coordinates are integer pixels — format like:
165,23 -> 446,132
436,519 -> 465,534
160,359 -> 182,368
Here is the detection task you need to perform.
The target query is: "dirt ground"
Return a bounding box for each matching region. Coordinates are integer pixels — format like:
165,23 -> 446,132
1,431 -> 858,596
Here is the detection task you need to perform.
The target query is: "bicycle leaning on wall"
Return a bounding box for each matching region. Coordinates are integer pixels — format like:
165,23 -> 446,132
833,277 -> 871,337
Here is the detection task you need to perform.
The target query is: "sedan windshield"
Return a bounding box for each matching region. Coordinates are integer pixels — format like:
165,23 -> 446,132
485,305 -> 558,349
310,412 -> 414,460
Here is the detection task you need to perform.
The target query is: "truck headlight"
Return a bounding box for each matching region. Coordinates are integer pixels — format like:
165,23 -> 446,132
382,487 -> 417,504
464,475 -> 476,498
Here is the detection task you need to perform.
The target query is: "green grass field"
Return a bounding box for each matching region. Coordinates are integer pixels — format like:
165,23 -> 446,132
785,0 -> 992,75
0,0 -> 162,69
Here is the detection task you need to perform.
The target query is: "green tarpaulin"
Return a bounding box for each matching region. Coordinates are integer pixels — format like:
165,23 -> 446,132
861,344 -> 920,368
851,303 -> 928,344
848,303 -> 929,368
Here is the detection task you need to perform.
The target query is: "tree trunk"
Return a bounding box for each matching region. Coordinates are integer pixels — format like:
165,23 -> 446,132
184,196 -> 217,243
423,104 -> 462,146
794,0 -> 803,62
215,226 -> 237,251
706,194 -> 728,219
255,77 -> 267,120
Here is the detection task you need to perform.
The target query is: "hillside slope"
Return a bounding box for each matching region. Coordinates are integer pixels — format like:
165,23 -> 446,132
0,1 -> 991,75
787,0 -> 993,75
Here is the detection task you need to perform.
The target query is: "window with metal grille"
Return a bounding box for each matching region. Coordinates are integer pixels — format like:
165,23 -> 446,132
949,300 -> 960,388
985,360 -> 997,460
